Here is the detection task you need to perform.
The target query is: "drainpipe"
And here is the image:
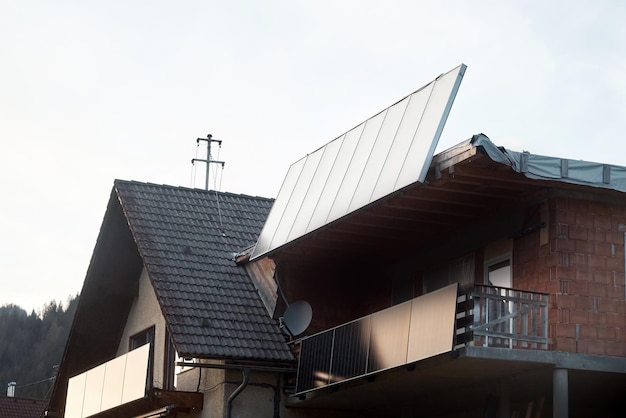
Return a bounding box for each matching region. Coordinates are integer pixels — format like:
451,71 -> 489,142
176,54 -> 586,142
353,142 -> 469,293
225,368 -> 250,418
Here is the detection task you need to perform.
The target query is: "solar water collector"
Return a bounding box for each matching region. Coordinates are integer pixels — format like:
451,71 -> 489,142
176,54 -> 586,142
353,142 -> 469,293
251,64 -> 466,260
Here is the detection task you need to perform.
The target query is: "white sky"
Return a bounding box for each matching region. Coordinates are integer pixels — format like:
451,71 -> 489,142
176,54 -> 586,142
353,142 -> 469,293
1,0 -> 625,313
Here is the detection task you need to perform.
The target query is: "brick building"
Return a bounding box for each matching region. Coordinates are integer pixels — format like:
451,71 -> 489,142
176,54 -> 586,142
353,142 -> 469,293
47,65 -> 625,417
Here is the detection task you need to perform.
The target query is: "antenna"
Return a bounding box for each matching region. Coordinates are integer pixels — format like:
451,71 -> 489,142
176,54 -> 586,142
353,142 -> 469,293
191,134 -> 226,190
280,300 -> 312,337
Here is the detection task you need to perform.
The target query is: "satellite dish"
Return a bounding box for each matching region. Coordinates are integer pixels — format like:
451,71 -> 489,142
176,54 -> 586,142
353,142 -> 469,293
281,300 -> 312,337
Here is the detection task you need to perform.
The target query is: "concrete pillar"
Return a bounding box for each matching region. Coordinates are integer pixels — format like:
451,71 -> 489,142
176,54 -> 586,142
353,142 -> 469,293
553,368 -> 568,418
497,379 -> 511,418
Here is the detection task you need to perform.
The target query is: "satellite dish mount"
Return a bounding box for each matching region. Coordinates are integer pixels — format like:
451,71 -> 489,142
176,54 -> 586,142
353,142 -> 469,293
280,300 -> 312,337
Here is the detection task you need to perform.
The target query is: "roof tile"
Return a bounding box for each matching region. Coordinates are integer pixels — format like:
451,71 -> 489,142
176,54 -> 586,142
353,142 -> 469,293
0,397 -> 47,418
114,180 -> 293,363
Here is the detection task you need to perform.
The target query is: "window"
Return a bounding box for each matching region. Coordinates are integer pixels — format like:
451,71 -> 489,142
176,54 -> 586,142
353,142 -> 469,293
483,238 -> 513,288
164,331 -> 176,391
129,327 -> 155,350
129,327 -> 155,391
485,257 -> 513,348
486,258 -> 511,288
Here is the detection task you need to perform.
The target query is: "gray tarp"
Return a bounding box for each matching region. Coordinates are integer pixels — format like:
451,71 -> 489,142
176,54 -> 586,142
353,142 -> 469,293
472,133 -> 626,193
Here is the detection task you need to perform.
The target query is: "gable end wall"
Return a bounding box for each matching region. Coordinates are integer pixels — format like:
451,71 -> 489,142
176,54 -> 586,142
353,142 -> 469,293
116,267 -> 168,388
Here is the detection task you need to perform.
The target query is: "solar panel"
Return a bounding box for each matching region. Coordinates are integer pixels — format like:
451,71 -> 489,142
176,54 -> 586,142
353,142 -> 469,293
251,64 -> 466,260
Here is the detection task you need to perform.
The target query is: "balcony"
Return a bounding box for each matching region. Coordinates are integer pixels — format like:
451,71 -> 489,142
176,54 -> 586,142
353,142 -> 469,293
64,344 -> 202,418
457,284 -> 549,350
294,284 -> 548,395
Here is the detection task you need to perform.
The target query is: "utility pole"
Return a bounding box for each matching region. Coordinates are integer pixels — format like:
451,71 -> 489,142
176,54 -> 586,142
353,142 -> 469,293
192,134 -> 225,190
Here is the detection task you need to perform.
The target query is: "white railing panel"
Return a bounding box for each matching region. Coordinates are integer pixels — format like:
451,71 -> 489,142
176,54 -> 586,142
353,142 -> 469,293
65,343 -> 150,418
407,284 -> 458,362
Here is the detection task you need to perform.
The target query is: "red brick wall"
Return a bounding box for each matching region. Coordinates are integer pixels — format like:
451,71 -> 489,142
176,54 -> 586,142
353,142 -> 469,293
514,195 -> 626,356
281,261 -> 391,335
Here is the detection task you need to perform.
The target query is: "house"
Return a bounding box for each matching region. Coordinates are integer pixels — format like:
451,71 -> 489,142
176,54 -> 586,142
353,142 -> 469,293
0,395 -> 48,418
250,133 -> 626,417
45,181 -> 302,418
247,65 -> 626,417
48,65 -> 626,418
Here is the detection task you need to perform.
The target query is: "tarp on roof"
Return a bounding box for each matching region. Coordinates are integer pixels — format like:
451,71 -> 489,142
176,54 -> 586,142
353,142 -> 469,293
472,134 -> 626,193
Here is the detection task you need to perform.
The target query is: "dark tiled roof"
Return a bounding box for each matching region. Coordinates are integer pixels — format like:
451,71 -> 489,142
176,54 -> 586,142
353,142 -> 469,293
0,397 -> 47,418
114,180 -> 293,363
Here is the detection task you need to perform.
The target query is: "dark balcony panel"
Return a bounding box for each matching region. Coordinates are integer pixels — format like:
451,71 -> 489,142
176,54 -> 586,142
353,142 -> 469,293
367,302 -> 411,373
295,284 -> 461,395
296,330 -> 334,393
330,317 -> 371,383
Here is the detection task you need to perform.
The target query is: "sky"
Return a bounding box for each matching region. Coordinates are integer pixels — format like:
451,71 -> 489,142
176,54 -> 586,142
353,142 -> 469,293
1,0 -> 625,313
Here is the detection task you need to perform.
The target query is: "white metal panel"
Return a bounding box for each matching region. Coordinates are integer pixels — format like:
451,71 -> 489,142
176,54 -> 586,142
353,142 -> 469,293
368,301 -> 411,371
307,132 -> 350,232
349,96 -> 410,212
310,126 -> 364,229
252,158 -> 306,256
406,283 -> 458,363
290,136 -> 343,239
65,373 -> 87,418
63,345 -> 150,418
121,343 -> 150,404
327,111 -> 386,223
370,85 -> 433,201
395,65 -> 466,189
82,363 -> 106,417
271,150 -> 324,248
251,64 -> 465,260
100,353 -> 127,411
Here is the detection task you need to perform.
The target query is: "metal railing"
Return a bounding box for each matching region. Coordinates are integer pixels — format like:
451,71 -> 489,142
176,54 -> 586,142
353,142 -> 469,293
294,285 -> 549,395
456,285 -> 549,350
295,284 -> 458,394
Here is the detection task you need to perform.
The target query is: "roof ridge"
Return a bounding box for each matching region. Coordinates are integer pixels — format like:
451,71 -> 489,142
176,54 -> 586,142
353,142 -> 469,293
114,179 -> 275,202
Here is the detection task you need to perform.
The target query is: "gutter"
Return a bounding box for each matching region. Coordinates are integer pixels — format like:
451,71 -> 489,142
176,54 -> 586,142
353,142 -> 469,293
176,361 -> 295,374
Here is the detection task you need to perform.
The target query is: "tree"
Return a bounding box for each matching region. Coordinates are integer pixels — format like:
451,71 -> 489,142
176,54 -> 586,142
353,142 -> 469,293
0,294 -> 79,399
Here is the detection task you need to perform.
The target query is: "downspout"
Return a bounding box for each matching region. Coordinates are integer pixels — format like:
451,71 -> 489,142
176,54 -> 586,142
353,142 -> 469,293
225,368 -> 250,418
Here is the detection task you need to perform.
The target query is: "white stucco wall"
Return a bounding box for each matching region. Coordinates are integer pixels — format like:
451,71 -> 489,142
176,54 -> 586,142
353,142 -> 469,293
116,267 -> 168,389
112,268 -> 355,418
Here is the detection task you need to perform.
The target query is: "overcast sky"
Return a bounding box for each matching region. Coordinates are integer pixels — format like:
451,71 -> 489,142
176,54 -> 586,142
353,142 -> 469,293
1,0 -> 625,313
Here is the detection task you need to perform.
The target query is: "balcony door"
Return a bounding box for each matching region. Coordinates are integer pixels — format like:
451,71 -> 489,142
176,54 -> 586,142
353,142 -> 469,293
485,257 -> 512,347
486,258 -> 511,288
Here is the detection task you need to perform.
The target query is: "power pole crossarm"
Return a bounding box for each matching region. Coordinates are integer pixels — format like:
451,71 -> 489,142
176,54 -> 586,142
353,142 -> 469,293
191,134 -> 226,190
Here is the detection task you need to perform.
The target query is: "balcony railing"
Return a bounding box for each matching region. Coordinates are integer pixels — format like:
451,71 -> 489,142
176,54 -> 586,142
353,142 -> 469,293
64,344 -> 203,418
295,284 -> 549,395
65,344 -> 151,418
456,285 -> 549,350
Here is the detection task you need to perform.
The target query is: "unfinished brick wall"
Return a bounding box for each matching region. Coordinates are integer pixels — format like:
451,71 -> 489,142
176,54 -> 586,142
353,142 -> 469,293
282,261 -> 390,335
514,195 -> 626,356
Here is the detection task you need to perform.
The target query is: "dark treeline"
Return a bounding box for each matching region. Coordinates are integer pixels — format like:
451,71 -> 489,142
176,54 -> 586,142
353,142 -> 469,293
0,295 -> 79,399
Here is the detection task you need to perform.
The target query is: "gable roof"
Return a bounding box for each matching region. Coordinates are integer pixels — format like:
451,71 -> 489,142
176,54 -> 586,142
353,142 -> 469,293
0,396 -> 47,418
49,181 -> 292,415
113,180 -> 293,362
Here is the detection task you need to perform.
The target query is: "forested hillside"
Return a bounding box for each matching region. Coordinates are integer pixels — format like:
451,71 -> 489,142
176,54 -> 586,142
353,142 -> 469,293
0,296 -> 78,399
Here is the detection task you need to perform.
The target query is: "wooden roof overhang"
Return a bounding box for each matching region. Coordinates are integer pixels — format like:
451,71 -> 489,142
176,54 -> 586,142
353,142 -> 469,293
268,139 -> 551,265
